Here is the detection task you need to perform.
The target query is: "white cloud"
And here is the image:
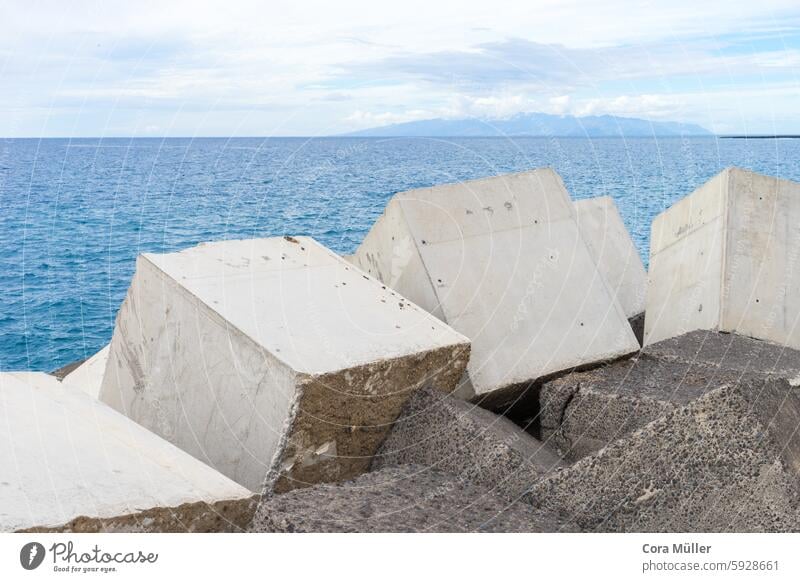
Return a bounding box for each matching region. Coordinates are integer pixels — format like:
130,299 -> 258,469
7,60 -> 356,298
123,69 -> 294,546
0,0 -> 799,135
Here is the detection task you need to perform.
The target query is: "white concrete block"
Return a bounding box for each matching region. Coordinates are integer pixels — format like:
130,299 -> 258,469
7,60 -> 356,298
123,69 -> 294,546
62,345 -> 110,399
0,372 -> 254,532
350,169 -> 639,403
574,196 -> 647,318
645,168 -> 800,348
99,237 -> 469,493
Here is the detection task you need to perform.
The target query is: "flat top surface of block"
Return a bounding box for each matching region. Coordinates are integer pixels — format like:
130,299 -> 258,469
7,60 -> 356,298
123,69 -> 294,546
395,169 -> 574,245
250,464 -> 576,533
144,237 -> 467,375
0,372 -> 251,532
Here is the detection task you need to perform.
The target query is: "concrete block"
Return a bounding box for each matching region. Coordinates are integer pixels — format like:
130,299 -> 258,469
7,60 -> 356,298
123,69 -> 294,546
350,169 -> 639,404
0,372 -> 255,533
62,345 -> 110,399
529,376 -> 800,532
99,237 -> 469,494
250,464 -> 578,532
372,386 -> 563,501
574,196 -> 647,319
646,167 -> 800,348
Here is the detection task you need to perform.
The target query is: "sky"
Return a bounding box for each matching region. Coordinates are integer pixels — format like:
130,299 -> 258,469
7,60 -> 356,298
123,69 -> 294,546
1,0 -> 799,137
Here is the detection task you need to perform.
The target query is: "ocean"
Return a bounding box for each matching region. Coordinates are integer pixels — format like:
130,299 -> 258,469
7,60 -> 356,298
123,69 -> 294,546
1,136 -> 799,372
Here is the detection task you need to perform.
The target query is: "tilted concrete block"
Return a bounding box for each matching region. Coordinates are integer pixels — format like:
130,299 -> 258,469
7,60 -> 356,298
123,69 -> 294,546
574,196 -> 647,320
250,464 -> 578,532
372,386 -> 563,502
540,330 -> 800,460
62,345 -> 110,399
0,372 -> 255,532
529,375 -> 800,532
100,237 -> 469,494
350,169 -> 639,405
646,167 -> 800,348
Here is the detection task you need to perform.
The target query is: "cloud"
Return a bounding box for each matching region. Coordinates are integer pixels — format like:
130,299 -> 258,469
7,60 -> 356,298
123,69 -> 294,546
0,0 -> 799,135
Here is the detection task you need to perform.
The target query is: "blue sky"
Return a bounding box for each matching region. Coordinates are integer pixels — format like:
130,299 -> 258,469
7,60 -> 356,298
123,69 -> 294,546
1,0 -> 799,136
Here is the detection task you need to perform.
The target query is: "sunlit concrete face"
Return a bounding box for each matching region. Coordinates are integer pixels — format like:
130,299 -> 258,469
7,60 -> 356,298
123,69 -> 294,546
62,345 -> 110,399
350,169 -> 639,404
0,372 -> 254,533
99,237 -> 469,493
574,196 -> 647,319
645,168 -> 800,348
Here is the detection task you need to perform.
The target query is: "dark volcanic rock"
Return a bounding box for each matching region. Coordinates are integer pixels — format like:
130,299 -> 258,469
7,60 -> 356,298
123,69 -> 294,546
540,354 -> 744,460
643,329 -> 800,379
528,376 -> 800,532
250,465 -> 578,533
372,387 -> 563,501
629,312 -> 645,347
540,330 -> 800,460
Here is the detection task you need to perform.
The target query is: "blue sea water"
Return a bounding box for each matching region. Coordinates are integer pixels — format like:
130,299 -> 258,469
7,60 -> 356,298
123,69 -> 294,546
1,136 -> 799,372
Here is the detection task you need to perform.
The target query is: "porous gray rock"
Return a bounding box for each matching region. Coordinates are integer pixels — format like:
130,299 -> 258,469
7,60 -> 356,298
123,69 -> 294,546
250,465 -> 578,533
528,376 -> 800,532
539,354 -> 742,460
643,329 -> 800,379
540,330 -> 800,460
372,387 -> 563,502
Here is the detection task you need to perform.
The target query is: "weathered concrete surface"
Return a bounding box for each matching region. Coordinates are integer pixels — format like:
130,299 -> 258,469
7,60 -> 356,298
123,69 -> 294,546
646,167 -> 800,348
0,372 -> 256,533
529,376 -> 800,532
575,196 -> 647,319
62,345 -> 110,399
350,169 -> 639,405
100,237 -> 469,494
250,465 -> 578,532
372,387 -> 563,501
540,330 -> 800,460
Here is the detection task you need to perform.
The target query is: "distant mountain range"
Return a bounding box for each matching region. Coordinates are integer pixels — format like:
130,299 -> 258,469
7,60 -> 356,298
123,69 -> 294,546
343,112 -> 712,137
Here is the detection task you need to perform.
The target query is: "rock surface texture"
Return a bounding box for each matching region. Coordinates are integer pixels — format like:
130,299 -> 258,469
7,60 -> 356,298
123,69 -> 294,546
99,237 -> 469,494
373,386 -> 563,501
646,167 -> 800,348
250,465 -> 578,533
540,330 -> 800,460
0,372 -> 255,533
529,376 -> 800,532
349,169 -> 639,406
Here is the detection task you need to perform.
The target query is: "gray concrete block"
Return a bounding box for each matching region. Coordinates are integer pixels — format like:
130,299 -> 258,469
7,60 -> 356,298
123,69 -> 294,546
528,376 -> 800,532
646,167 -> 800,349
575,196 -> 647,319
372,387 -> 563,502
250,465 -> 578,532
1,372 -> 256,533
349,169 -> 639,405
99,237 -> 469,494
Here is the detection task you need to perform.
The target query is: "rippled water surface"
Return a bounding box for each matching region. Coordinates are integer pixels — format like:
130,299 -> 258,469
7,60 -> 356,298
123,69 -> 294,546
2,136 -> 799,371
